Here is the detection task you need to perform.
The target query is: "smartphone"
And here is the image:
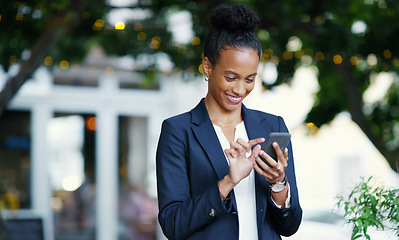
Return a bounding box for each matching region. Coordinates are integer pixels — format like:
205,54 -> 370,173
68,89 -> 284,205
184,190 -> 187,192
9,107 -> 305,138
261,132 -> 291,163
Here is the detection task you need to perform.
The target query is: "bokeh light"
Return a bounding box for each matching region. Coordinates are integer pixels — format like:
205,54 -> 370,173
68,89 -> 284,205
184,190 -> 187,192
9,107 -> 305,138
62,175 -> 83,192
191,37 -> 200,45
315,51 -> 324,61
333,55 -> 343,64
198,64 -> 203,73
295,50 -> 304,59
351,20 -> 367,34
350,56 -> 359,66
51,197 -> 63,212
150,37 -> 161,49
60,60 -> 69,70
367,54 -> 378,66
286,36 -> 302,52
262,62 -> 278,85
383,49 -> 391,59
16,13 -> 23,21
137,32 -> 147,41
283,51 -> 293,60
93,19 -> 104,31
105,66 -> 115,75
134,23 -> 143,31
9,56 -> 17,64
86,116 -> 96,131
44,56 -> 53,66
306,122 -> 319,135
115,21 -> 125,30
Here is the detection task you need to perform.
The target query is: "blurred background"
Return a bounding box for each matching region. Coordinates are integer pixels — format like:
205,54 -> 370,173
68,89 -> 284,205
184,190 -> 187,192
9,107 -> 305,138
0,0 -> 398,239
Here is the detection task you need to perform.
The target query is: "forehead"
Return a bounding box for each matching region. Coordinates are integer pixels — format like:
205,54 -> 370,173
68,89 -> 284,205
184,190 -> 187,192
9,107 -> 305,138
214,47 -> 259,74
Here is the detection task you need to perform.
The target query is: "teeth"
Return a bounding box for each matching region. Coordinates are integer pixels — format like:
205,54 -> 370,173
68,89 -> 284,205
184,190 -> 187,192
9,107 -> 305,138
227,95 -> 241,101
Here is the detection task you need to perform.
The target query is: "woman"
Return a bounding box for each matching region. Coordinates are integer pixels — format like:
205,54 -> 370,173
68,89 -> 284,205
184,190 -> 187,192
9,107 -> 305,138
156,4 -> 302,240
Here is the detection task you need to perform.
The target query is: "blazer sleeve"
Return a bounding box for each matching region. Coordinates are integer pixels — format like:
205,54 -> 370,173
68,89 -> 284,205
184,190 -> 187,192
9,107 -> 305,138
267,116 -> 302,236
156,119 -> 233,240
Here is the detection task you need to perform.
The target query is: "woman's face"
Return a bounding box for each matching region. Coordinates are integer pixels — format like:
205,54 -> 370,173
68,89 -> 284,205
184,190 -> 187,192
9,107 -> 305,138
203,47 -> 259,113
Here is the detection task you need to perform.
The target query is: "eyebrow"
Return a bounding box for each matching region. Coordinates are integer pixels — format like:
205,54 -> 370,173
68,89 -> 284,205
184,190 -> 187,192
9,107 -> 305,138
224,70 -> 257,78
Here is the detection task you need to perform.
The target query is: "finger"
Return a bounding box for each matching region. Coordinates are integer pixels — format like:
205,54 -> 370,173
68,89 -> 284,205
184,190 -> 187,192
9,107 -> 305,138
224,149 -> 237,158
257,151 -> 279,172
267,172 -> 286,185
254,160 -> 285,184
253,157 -> 280,179
259,150 -> 279,169
236,138 -> 252,153
230,141 -> 246,155
273,142 -> 287,167
284,148 -> 289,162
258,150 -> 285,174
253,161 -> 268,177
248,138 -> 265,147
273,142 -> 283,157
248,144 -> 261,163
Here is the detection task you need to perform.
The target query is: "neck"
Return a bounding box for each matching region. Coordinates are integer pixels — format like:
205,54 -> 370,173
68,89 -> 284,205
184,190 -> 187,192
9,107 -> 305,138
204,96 -> 242,126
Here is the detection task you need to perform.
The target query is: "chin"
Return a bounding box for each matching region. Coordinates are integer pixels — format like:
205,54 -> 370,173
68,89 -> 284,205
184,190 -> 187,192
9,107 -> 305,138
224,102 -> 242,111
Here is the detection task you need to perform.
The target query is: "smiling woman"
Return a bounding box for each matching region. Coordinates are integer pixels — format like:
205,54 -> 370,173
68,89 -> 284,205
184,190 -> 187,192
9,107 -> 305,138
203,47 -> 259,116
156,3 -> 302,240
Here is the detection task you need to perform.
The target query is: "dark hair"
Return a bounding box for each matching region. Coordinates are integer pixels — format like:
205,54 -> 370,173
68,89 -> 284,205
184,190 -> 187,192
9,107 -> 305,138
204,4 -> 262,66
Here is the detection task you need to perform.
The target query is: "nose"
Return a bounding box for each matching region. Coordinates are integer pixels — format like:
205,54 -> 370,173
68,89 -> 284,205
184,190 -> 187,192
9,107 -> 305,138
232,80 -> 246,96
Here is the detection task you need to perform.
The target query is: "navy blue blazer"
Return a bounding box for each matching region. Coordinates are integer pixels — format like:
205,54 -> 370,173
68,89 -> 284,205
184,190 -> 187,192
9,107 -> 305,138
156,99 -> 302,240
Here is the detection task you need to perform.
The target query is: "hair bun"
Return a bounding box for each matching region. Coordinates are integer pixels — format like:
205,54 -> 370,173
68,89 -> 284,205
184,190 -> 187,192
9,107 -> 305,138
210,4 -> 259,32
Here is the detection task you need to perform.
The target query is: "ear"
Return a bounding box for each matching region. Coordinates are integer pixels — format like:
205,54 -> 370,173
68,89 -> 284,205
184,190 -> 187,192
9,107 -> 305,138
202,57 -> 212,77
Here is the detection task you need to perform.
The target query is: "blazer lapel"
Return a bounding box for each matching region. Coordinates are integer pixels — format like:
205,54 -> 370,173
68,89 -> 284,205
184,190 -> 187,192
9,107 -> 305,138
242,104 -> 271,141
190,99 -> 230,180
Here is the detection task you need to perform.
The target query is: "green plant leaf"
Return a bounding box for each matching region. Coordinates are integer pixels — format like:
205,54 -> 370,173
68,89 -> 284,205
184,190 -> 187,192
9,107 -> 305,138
336,176 -> 399,239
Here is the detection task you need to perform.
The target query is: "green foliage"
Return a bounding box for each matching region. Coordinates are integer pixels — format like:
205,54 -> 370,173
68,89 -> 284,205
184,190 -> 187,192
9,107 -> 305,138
366,78 -> 399,151
0,0 -> 105,70
336,176 -> 399,239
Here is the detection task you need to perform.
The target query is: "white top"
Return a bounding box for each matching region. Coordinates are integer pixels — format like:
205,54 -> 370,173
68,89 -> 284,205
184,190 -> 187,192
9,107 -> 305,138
213,121 -> 258,240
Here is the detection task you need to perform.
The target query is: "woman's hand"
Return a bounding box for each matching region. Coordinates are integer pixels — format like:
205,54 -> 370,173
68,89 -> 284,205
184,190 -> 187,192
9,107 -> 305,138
224,138 -> 264,186
254,142 -> 289,184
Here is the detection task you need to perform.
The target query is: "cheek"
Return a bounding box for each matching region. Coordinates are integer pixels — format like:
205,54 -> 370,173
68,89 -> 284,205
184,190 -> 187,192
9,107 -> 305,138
212,78 -> 228,91
209,80 -> 224,96
246,83 -> 255,94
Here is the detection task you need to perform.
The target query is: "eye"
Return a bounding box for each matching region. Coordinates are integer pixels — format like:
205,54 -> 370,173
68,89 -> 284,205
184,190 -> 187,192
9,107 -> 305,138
246,78 -> 255,83
224,76 -> 236,81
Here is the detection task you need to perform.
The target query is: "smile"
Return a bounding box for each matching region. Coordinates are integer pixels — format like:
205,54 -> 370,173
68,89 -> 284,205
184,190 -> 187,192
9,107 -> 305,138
226,94 -> 243,103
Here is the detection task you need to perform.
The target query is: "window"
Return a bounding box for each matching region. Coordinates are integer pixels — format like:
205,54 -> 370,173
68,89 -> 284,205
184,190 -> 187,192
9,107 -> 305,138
0,110 -> 31,209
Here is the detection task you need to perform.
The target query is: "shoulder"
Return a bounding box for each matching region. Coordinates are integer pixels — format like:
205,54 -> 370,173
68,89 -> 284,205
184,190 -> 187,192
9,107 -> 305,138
244,107 -> 283,123
158,111 -> 191,152
162,111 -> 191,130
162,99 -> 207,129
245,107 -> 278,119
243,106 -> 288,131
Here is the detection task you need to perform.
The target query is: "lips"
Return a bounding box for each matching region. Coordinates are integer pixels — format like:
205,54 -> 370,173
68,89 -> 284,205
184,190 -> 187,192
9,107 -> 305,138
226,93 -> 243,104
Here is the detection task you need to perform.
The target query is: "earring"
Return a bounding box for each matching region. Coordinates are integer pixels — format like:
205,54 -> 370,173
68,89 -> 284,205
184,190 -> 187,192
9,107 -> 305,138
204,75 -> 209,81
